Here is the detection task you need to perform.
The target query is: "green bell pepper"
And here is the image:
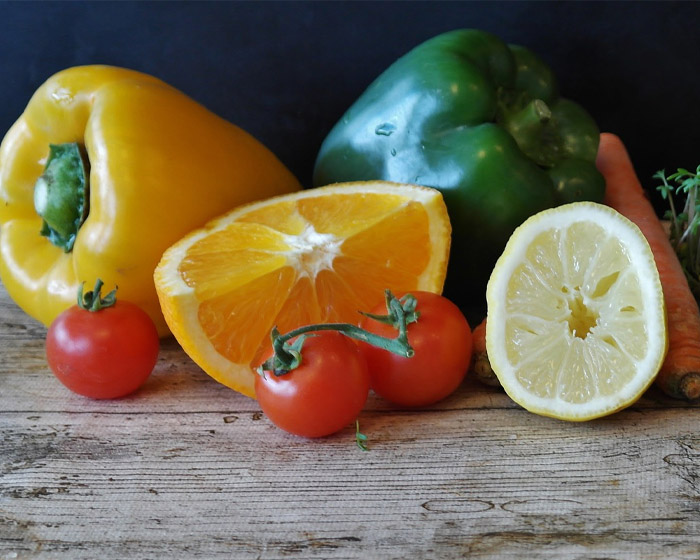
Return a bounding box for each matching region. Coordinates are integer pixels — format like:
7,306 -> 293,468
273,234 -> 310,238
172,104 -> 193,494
313,29 -> 604,315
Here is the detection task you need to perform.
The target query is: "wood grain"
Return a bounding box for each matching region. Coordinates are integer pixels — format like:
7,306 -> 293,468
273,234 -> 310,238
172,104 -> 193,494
1,285 -> 699,559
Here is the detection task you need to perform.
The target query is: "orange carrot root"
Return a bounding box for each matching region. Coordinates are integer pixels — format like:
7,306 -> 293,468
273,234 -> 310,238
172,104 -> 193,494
597,133 -> 700,401
470,317 -> 499,387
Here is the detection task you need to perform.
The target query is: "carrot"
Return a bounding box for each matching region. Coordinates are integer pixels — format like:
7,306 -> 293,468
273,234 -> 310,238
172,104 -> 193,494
470,317 -> 500,386
597,133 -> 700,401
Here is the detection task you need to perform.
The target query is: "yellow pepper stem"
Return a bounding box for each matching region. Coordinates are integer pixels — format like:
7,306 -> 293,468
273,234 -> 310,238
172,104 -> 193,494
33,142 -> 89,252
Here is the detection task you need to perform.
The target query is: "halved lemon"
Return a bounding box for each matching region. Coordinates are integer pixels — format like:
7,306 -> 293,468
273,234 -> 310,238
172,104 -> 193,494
155,181 -> 451,398
486,202 -> 667,421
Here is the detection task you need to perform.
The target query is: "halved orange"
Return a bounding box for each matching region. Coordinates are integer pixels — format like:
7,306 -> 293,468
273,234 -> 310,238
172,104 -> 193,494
154,181 -> 451,398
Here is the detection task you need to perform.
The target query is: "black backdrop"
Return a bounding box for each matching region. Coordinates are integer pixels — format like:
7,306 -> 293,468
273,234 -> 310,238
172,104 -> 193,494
2,1 -> 699,211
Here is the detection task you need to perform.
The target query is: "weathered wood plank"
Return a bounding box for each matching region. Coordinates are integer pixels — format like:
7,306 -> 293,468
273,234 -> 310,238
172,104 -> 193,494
1,285 -> 699,559
2,406 -> 699,559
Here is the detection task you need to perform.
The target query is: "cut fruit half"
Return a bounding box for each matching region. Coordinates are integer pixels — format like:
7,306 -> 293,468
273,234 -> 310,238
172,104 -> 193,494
155,181 -> 451,398
486,202 -> 667,421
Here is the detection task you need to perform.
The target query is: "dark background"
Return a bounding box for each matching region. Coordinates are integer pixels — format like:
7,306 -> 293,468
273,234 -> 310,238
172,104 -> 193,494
2,1 -> 699,211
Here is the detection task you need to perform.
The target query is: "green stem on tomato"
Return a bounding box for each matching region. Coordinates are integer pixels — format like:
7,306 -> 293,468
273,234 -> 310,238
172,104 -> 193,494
258,290 -> 417,377
78,278 -> 117,312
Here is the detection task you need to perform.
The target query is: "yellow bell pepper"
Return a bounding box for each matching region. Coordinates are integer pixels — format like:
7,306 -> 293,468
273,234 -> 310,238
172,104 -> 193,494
0,65 -> 301,336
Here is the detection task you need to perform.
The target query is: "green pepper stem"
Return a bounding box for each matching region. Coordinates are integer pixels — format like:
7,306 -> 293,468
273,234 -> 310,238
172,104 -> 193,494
258,290 -> 416,377
499,98 -> 554,167
504,98 -> 551,134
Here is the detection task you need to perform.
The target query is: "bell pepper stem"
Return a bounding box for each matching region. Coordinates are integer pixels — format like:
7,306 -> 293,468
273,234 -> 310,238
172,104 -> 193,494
499,98 -> 556,167
503,98 -> 551,137
258,290 -> 417,377
34,142 -> 89,253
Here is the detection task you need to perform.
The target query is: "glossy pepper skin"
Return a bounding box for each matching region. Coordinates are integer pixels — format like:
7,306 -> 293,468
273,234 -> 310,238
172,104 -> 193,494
0,66 -> 301,336
313,29 -> 604,314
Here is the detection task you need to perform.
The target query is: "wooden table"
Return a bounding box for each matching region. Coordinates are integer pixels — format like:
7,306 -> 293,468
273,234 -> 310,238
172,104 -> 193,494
1,283 -> 699,559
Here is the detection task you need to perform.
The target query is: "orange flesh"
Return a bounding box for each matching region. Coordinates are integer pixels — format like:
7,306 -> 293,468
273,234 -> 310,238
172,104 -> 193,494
177,194 -> 433,367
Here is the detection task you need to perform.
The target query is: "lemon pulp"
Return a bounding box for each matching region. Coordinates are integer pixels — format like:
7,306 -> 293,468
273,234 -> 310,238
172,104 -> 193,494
486,202 -> 667,420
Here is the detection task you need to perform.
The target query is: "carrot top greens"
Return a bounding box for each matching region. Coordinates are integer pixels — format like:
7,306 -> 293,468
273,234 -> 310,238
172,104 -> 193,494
656,166 -> 700,302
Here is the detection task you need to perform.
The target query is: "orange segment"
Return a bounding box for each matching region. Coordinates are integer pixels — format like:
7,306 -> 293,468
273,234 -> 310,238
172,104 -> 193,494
199,267 -> 296,364
179,222 -> 291,299
296,193 -> 409,237
154,181 -> 451,398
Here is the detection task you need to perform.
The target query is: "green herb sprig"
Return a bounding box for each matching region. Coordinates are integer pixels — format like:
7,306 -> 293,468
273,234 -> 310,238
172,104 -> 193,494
355,420 -> 369,451
656,165 -> 700,300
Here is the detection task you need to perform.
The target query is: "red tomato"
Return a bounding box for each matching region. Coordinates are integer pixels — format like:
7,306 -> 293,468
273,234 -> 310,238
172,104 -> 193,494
255,331 -> 370,438
359,291 -> 472,407
46,300 -> 160,399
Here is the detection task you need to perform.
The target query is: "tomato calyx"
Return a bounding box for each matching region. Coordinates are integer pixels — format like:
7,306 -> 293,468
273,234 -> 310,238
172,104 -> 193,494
77,278 -> 117,312
359,290 -> 420,329
258,289 -> 417,377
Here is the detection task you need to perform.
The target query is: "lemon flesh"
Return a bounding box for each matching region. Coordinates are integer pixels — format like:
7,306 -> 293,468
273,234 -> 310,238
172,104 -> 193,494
486,202 -> 667,421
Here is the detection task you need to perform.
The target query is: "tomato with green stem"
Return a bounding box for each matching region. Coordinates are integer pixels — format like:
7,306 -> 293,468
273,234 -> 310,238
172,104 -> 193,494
46,279 -> 160,399
256,291 -> 416,439
359,291 -> 473,407
256,290 -> 471,439
255,331 -> 370,439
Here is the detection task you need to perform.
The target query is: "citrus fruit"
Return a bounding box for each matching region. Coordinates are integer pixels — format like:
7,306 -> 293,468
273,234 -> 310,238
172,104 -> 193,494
486,201 -> 667,421
154,181 -> 451,398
